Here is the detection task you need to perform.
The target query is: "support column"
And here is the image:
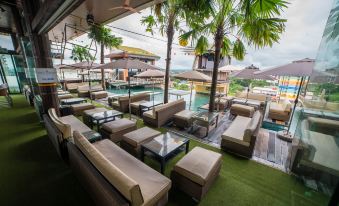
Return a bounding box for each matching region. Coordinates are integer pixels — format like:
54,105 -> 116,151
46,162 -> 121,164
22,0 -> 59,114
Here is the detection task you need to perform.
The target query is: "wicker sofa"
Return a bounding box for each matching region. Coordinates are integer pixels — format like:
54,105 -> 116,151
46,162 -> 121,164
291,117 -> 339,178
221,110 -> 262,158
77,85 -> 103,98
268,98 -> 292,122
43,108 -> 91,159
110,92 -> 150,113
68,131 -> 171,206
234,92 -> 269,108
143,99 -> 186,128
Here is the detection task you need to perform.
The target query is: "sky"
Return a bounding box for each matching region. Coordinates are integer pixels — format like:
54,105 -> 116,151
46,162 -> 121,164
67,0 -> 334,70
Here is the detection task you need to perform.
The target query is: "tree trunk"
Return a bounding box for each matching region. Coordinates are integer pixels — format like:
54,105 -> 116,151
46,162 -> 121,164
209,25 -> 224,112
100,44 -> 106,90
164,15 -> 175,104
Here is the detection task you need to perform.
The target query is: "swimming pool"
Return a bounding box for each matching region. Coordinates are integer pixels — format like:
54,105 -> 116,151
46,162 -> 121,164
107,87 -> 209,111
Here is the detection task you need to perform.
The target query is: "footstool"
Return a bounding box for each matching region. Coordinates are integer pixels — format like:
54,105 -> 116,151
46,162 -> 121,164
100,118 -> 137,143
130,100 -> 148,116
121,127 -> 161,158
230,103 -> 255,117
171,147 -> 222,201
83,107 -> 108,127
173,110 -> 196,129
90,91 -> 108,100
70,103 -> 95,116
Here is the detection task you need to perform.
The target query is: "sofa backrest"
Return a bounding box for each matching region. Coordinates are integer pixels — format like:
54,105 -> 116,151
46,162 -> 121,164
73,131 -> 144,206
247,93 -> 268,101
307,117 -> 339,136
48,108 -> 72,139
243,111 -> 262,142
280,98 -> 292,112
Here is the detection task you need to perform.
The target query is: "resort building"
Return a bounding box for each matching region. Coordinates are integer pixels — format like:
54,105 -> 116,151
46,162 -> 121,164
105,46 -> 160,81
0,0 -> 338,206
193,52 -> 231,94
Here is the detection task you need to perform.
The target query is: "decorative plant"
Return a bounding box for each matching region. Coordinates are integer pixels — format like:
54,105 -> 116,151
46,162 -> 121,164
141,0 -> 211,103
88,25 -> 122,90
180,0 -> 288,111
71,45 -> 95,62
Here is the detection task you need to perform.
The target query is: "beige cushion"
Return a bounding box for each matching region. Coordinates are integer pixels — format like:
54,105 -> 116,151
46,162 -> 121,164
174,147 -> 222,186
243,111 -> 261,142
48,108 -> 72,139
60,115 -> 91,134
122,127 -> 161,148
83,108 -> 108,116
102,119 -> 136,133
73,131 -> 144,206
111,101 -> 120,107
222,116 -> 252,147
71,103 -> 94,111
93,139 -> 171,206
174,110 -> 195,121
58,94 -> 73,100
231,104 -> 255,117
143,110 -> 155,119
92,91 -> 107,95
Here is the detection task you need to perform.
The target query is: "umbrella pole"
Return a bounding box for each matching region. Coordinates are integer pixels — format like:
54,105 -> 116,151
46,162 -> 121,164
287,76 -> 304,133
128,69 -> 131,120
152,77 -> 155,107
189,81 -> 193,110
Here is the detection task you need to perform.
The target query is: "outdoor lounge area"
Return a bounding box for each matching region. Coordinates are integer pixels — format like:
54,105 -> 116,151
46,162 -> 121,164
0,0 -> 338,205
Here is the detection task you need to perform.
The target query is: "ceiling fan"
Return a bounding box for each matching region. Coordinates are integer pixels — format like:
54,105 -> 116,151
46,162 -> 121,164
108,0 -> 140,13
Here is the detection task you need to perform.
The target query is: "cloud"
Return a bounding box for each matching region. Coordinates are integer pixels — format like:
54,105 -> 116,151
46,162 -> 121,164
66,0 -> 333,71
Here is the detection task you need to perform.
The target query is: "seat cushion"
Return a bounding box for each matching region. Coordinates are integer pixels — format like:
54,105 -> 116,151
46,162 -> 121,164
73,132 -> 144,205
60,115 -> 91,134
111,101 -> 120,107
83,107 -> 108,116
71,103 -> 95,111
174,110 -> 195,121
102,119 -> 136,133
143,110 -> 155,119
93,139 -> 171,206
122,127 -> 161,147
269,102 -> 285,114
173,147 -> 222,186
221,116 -> 252,147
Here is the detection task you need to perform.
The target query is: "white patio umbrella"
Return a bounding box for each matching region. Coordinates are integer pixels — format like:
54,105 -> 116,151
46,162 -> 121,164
95,59 -> 162,119
173,70 -> 211,110
135,70 -> 165,108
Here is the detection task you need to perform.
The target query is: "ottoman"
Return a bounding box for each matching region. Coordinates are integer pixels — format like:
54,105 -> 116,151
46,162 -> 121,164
171,147 -> 222,201
83,107 -> 108,127
173,110 -> 195,129
230,103 -> 255,117
130,100 -> 148,116
121,127 -> 161,158
100,118 -> 137,143
70,103 -> 95,116
90,91 -> 108,100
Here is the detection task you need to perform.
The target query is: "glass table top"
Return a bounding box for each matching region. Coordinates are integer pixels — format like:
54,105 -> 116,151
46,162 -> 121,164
91,110 -> 123,120
192,111 -> 218,123
142,132 -> 189,157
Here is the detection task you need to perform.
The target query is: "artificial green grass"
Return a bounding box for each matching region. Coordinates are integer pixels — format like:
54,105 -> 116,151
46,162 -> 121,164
0,95 -> 329,206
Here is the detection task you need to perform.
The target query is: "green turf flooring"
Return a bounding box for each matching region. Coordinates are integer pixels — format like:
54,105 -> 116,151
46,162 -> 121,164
0,95 -> 329,206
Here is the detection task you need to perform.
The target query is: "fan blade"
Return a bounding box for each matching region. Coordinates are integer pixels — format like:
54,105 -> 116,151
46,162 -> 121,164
108,6 -> 125,10
126,7 -> 141,14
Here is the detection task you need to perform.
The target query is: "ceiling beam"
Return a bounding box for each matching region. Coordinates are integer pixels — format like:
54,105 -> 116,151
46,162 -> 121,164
31,0 -> 84,34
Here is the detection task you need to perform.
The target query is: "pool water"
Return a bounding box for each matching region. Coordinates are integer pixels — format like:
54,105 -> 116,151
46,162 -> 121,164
107,87 -> 209,111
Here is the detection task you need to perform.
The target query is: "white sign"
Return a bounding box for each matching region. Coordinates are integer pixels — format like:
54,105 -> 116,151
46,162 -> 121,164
35,68 -> 58,83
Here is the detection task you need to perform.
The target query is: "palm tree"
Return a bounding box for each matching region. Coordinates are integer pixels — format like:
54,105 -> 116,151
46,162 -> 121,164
88,25 -> 122,90
71,45 -> 95,82
180,0 -> 288,112
141,0 -> 210,103
71,45 -> 94,62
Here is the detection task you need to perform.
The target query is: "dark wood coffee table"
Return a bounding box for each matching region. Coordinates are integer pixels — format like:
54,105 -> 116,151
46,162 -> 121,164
89,110 -> 124,130
141,132 -> 190,174
191,111 -> 219,137
60,98 -> 86,105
